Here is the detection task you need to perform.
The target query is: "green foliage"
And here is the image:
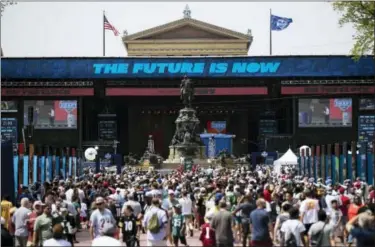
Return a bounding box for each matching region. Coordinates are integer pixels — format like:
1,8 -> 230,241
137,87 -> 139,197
332,1 -> 375,59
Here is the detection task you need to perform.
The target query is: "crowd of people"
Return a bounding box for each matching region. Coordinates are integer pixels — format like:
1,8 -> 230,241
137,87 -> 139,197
1,165 -> 375,247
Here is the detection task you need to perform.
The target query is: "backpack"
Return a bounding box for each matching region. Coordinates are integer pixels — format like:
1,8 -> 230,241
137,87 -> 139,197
285,231 -> 297,247
148,213 -> 160,233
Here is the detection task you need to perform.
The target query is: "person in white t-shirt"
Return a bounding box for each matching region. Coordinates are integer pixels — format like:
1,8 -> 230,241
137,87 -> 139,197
43,224 -> 72,247
281,207 -> 306,247
299,190 -> 320,236
178,189 -> 194,237
91,224 -> 122,247
89,197 -> 117,240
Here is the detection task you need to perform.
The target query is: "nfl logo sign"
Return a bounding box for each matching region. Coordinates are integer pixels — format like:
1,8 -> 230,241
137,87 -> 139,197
211,121 -> 226,133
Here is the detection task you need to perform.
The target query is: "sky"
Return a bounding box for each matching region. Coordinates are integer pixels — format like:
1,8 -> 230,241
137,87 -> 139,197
1,2 -> 356,57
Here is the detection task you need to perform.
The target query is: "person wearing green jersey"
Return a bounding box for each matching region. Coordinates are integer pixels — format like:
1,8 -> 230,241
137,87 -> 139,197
171,204 -> 188,247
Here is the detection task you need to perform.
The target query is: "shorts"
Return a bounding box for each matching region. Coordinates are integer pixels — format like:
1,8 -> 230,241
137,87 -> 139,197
304,223 -> 312,235
173,235 -> 187,245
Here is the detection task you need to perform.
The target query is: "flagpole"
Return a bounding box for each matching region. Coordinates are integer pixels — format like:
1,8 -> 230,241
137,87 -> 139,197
269,8 -> 272,56
103,10 -> 105,57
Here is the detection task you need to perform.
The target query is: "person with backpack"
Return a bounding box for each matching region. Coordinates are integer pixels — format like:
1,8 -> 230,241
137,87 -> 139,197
142,198 -> 168,246
308,210 -> 335,247
280,207 -> 306,247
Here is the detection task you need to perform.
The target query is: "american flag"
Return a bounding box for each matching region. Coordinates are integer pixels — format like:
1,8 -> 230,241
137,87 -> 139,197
104,15 -> 119,36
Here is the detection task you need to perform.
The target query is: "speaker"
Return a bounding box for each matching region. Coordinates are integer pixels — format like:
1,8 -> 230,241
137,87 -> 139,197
1,140 -> 15,204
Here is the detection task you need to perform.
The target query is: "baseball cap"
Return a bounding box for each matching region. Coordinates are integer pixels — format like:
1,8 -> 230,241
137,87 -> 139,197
174,204 -> 182,209
168,189 -> 175,195
33,201 -> 45,209
96,197 -> 105,204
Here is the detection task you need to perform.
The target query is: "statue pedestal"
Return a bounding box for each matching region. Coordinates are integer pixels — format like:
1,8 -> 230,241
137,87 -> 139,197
166,145 -> 206,163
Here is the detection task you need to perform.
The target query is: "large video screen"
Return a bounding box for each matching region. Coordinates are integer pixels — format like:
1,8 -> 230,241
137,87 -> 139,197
299,98 -> 352,127
24,100 -> 77,129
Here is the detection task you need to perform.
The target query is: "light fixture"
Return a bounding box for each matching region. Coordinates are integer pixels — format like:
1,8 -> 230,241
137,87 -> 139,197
94,146 -> 99,150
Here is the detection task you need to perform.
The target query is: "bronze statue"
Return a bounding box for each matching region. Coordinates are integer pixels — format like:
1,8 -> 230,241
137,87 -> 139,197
180,76 -> 194,108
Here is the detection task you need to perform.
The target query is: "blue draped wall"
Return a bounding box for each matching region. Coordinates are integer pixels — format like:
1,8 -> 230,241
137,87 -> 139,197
200,134 -> 233,156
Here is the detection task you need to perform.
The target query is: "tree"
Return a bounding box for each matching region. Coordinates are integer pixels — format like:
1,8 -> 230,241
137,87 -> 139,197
332,1 -> 375,58
0,0 -> 16,16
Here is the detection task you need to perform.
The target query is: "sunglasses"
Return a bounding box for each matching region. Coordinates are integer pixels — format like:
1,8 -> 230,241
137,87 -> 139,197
96,202 -> 103,206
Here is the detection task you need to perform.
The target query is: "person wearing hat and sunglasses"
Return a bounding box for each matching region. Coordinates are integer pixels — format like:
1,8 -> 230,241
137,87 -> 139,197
89,197 -> 117,240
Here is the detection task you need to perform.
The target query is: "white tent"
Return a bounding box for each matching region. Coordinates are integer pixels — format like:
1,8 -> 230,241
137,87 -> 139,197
273,148 -> 298,175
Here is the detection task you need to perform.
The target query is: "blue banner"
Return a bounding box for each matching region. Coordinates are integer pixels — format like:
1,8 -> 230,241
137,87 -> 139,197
47,156 -> 53,181
33,156 -> 37,183
69,157 -> 72,177
13,156 -> 18,194
40,156 -> 45,184
339,155 -> 344,183
23,156 -> 28,186
62,157 -> 66,179
1,56 -> 374,79
367,154 -> 374,185
55,156 -> 60,178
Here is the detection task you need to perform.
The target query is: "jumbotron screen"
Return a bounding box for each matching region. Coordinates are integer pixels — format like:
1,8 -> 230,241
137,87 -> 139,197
298,98 -> 352,127
24,100 -> 77,129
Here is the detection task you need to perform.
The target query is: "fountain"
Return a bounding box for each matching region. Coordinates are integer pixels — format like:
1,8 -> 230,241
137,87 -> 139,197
162,76 -> 207,168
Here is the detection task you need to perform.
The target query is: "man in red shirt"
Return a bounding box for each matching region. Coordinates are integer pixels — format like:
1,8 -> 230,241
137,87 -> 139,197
200,219 -> 216,247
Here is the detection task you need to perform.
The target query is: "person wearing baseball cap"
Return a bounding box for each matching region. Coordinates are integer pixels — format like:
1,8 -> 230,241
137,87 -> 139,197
89,197 -> 117,240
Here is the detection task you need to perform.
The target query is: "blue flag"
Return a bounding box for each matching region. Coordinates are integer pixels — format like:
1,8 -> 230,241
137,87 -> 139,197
270,15 -> 293,31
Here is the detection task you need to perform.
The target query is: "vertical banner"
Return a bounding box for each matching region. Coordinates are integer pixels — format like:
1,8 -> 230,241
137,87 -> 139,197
327,144 -> 332,180
301,149 -> 305,176
316,145 -> 321,179
45,156 -> 49,182
62,156 -> 66,179
321,145 -> 325,180
307,156 -> 311,178
342,142 -> 347,181
47,156 -> 52,182
360,143 -> 366,181
13,156 -> 18,195
339,155 -> 344,184
351,141 -> 356,179
334,143 -> 340,184
298,155 -> 301,175
347,153 -> 353,181
40,155 -> 45,184
73,157 -> 77,178
55,157 -> 60,178
311,146 -> 316,181
33,156 -> 37,183
368,153 -> 374,185
331,156 -> 336,184
68,157 -> 72,177
23,156 -> 29,186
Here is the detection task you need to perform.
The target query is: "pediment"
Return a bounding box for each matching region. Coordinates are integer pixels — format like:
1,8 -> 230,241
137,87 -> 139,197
139,24 -> 237,40
123,18 -> 251,41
